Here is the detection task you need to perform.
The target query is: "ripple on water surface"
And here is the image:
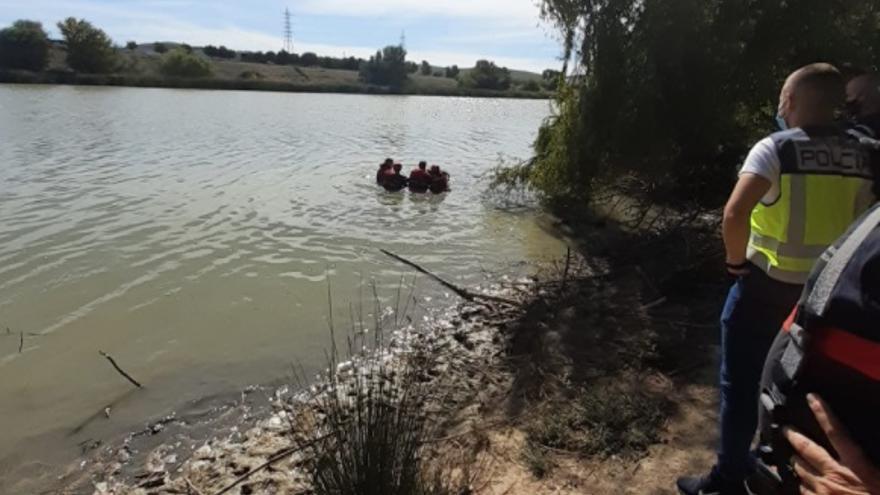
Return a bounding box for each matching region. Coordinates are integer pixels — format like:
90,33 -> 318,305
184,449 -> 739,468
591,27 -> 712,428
0,86 -> 563,489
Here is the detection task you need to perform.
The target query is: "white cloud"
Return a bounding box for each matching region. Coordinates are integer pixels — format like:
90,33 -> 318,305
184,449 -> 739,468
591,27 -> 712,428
295,0 -> 543,25
0,0 -> 560,71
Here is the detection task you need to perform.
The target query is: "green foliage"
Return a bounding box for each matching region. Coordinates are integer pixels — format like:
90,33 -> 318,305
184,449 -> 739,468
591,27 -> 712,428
125,41 -> 137,50
153,42 -> 167,54
523,0 -> 880,207
521,80 -> 542,92
159,48 -> 212,78
239,70 -> 264,80
0,20 -> 50,71
359,45 -> 409,89
203,45 -> 236,59
57,18 -> 116,73
541,69 -> 561,91
420,60 -> 431,75
444,65 -> 459,79
180,43 -> 192,54
300,51 -> 318,66
460,60 -> 511,90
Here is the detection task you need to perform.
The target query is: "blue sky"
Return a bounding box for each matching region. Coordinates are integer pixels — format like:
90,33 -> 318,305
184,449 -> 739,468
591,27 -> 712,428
0,0 -> 563,72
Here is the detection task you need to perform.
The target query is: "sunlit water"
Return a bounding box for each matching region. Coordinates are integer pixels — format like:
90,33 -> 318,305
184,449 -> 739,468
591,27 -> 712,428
0,85 -> 564,485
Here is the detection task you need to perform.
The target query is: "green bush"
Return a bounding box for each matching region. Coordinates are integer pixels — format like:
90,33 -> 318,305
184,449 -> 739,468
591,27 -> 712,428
0,20 -> 50,71
444,65 -> 459,79
159,48 -> 212,78
521,80 -> 541,92
153,42 -> 167,54
300,51 -> 319,66
460,60 -> 511,90
239,70 -> 264,80
125,41 -> 137,50
359,45 -> 409,89
57,18 -> 116,73
520,0 -> 880,208
203,45 -> 235,59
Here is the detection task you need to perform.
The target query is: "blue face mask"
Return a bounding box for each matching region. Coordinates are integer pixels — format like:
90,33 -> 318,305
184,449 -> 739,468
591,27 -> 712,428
775,113 -> 788,131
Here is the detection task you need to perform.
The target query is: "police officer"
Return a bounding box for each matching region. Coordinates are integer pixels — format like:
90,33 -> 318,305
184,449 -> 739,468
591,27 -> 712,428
846,72 -> 880,138
846,72 -> 880,199
677,63 -> 875,495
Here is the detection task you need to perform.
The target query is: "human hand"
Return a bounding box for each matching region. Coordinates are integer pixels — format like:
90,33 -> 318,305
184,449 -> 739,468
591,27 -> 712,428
785,394 -> 880,494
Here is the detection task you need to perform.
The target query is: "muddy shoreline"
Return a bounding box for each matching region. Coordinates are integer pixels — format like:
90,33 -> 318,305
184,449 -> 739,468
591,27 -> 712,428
45,272 -> 535,494
36,214 -> 726,495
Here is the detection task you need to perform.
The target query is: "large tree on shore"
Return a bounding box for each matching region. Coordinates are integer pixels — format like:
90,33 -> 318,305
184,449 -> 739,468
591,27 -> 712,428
359,44 -> 409,89
520,0 -> 880,208
57,17 -> 116,73
0,20 -> 50,71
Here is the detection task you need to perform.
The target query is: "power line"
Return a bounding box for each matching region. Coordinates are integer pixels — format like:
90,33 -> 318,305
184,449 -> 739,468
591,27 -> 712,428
283,8 -> 293,52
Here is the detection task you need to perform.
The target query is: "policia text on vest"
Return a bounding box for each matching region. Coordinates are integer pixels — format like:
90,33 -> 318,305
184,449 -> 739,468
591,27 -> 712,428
748,127 -> 875,285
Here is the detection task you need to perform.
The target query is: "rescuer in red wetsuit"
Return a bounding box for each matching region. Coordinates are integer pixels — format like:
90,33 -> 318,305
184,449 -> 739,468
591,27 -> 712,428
428,165 -> 450,193
376,158 -> 393,185
383,163 -> 408,192
408,161 -> 431,193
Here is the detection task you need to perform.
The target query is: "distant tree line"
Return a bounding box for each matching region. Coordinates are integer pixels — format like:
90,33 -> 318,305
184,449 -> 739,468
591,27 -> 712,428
202,45 -> 236,59
0,16 -> 552,94
238,50 -> 362,70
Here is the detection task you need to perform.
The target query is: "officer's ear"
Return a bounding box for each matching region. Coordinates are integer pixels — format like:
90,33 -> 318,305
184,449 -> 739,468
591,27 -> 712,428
779,85 -> 794,118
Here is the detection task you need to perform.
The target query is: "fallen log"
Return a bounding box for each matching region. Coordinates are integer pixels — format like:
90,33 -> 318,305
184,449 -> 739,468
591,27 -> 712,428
379,249 -> 518,306
99,350 -> 143,388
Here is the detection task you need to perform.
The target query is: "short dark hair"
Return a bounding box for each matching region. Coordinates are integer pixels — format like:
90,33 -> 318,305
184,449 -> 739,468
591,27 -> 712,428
792,63 -> 845,112
418,161 -> 427,169
384,158 -> 394,165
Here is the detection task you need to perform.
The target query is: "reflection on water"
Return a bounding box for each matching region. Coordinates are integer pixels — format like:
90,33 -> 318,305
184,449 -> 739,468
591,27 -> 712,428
0,85 -> 564,486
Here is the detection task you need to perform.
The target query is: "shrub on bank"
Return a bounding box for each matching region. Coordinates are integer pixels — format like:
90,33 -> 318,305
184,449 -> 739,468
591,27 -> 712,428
159,48 -> 212,78
57,17 -> 116,73
459,60 -> 511,90
0,20 -> 50,71
516,0 -> 880,209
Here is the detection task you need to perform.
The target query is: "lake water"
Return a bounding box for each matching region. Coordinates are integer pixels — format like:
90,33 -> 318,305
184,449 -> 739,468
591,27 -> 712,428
0,85 -> 563,487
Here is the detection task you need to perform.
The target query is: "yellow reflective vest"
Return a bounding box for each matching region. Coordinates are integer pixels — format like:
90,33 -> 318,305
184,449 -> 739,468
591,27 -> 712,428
747,127 -> 875,285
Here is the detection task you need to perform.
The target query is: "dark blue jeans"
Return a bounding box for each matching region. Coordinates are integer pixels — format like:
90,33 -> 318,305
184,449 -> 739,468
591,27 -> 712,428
717,266 -> 802,481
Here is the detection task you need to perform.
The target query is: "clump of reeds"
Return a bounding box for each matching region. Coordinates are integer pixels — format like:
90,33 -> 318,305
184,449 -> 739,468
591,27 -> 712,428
295,281 -> 473,495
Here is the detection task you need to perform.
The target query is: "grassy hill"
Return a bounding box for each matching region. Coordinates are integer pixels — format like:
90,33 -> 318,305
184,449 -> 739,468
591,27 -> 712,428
6,42 -> 551,99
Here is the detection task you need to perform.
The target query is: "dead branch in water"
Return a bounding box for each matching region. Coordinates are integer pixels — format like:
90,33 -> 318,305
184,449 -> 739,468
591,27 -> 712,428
19,332 -> 23,353
98,351 -> 143,388
379,249 -> 518,306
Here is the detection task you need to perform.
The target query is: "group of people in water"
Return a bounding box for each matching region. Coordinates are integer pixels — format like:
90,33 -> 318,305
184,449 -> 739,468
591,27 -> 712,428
375,159 -> 450,194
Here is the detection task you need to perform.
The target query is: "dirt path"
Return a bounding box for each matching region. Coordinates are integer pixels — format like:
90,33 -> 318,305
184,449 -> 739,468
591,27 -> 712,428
473,365 -> 718,495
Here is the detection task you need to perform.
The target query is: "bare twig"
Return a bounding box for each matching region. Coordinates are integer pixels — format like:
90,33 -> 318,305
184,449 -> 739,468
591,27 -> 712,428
98,351 -> 143,388
212,435 -> 331,495
18,332 -> 23,353
560,246 -> 572,294
185,477 -> 205,495
379,249 -> 517,306
640,297 -> 667,311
